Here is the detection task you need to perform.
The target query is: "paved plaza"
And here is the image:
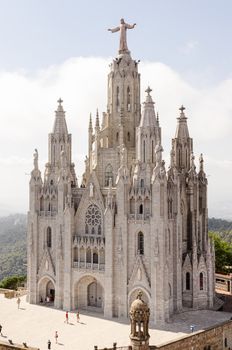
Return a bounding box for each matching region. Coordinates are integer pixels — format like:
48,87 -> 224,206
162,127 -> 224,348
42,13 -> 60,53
0,294 -> 232,350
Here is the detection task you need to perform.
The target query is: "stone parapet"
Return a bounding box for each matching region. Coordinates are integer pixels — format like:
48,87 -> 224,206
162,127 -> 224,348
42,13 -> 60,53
0,340 -> 39,350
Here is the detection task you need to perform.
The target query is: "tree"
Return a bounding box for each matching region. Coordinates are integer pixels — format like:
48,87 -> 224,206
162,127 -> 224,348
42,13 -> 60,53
0,275 -> 26,290
210,232 -> 232,273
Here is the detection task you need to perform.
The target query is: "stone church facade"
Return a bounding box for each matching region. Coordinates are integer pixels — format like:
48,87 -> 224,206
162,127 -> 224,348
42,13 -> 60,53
27,22 -> 215,324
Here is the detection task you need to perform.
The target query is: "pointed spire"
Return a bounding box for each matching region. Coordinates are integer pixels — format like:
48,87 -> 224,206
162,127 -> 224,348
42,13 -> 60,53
156,112 -> 159,125
175,105 -> 189,139
89,113 -> 93,131
53,98 -> 68,134
199,153 -> 204,172
139,87 -> 157,127
95,109 -> 100,129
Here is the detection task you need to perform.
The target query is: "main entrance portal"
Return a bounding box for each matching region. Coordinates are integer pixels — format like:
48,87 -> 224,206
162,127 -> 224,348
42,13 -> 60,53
87,281 -> 103,308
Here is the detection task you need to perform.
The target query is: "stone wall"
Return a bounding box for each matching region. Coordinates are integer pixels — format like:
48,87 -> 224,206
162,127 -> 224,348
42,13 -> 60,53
96,320 -> 232,350
0,340 -> 39,350
153,320 -> 232,350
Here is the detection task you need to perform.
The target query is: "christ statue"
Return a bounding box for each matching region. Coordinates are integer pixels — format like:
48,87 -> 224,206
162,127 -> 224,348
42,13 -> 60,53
108,18 -> 136,53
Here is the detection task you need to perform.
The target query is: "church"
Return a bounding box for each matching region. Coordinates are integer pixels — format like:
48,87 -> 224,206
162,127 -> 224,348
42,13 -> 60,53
27,19 -> 215,324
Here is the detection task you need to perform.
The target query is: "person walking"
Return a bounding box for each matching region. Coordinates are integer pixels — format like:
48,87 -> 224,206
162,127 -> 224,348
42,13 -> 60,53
76,311 -> 80,323
0,324 -> 2,336
65,311 -> 69,324
55,331 -> 58,344
17,297 -> 21,309
47,339 -> 51,349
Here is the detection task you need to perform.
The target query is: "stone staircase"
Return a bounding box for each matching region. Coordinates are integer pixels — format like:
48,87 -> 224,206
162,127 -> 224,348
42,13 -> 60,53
213,295 -> 225,310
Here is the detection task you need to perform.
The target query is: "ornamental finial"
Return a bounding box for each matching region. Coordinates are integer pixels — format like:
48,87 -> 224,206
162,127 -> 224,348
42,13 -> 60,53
57,98 -> 63,106
179,105 -> 185,113
145,86 -> 152,95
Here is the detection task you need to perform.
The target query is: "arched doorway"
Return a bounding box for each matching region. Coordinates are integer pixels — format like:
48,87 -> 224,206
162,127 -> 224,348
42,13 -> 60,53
46,280 -> 55,302
73,276 -> 104,312
87,281 -> 103,308
38,277 -> 55,305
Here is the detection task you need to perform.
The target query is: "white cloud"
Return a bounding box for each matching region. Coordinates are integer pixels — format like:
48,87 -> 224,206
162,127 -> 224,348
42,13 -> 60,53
0,57 -> 231,219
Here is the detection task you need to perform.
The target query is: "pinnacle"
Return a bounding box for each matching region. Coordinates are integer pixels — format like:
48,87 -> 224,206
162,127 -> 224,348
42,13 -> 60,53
53,98 -> 68,134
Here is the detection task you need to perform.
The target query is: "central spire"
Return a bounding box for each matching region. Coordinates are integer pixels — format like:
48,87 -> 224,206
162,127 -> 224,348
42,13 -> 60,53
53,98 -> 68,135
108,18 -> 136,54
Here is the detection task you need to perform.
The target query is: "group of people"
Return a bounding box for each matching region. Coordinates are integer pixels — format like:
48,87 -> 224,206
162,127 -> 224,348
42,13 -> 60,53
47,310 -> 80,349
65,310 -> 80,324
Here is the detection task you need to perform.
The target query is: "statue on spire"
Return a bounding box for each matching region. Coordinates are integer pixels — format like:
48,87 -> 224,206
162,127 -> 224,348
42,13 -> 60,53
108,18 -> 136,53
33,149 -> 38,170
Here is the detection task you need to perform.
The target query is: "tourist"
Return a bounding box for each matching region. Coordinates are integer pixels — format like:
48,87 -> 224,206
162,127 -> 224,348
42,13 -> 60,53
0,324 -> 2,336
17,297 -> 21,309
65,311 -> 69,324
76,311 -> 80,323
47,339 -> 51,349
55,331 -> 58,344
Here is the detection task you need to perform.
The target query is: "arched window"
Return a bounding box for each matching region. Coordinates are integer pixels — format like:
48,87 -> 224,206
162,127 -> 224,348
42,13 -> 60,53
116,86 -> 120,112
140,179 -> 144,188
105,164 -> 113,186
93,252 -> 98,264
85,204 -> 102,236
138,232 -> 144,255
86,249 -> 91,263
143,140 -> 146,162
73,247 -> 78,262
127,86 -> 131,111
186,272 -> 190,290
152,140 -> 154,163
47,227 -> 52,248
116,132 -> 119,142
179,148 -> 182,167
200,272 -> 204,290
139,204 -> 143,214
127,132 -> 130,141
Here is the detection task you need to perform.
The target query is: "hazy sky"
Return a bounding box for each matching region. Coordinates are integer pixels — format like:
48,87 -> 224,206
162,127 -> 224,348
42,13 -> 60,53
0,0 -> 231,219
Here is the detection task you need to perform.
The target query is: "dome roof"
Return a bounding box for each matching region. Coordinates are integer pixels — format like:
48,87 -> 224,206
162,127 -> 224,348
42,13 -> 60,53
130,291 -> 149,313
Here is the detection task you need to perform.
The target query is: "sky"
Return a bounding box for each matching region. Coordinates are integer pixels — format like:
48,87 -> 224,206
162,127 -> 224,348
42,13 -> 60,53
0,0 -> 231,219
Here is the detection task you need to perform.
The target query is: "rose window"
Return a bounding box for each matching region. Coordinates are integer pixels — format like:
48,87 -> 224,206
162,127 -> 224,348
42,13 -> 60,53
85,204 -> 102,235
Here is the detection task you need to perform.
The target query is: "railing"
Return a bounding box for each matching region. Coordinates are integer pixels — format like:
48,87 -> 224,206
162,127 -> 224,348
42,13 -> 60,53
73,235 -> 105,246
128,213 -> 150,221
39,211 -> 57,217
73,261 -> 105,271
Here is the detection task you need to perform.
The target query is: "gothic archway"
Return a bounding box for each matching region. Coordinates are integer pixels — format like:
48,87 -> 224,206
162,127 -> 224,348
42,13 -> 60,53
38,276 -> 55,305
73,275 -> 104,312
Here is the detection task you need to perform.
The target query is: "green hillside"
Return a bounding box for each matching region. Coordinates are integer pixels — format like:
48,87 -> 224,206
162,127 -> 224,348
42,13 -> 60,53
0,214 -> 231,280
0,214 -> 27,280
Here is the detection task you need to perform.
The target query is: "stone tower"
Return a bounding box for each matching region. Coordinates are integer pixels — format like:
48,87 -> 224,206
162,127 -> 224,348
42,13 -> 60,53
27,19 -> 215,324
